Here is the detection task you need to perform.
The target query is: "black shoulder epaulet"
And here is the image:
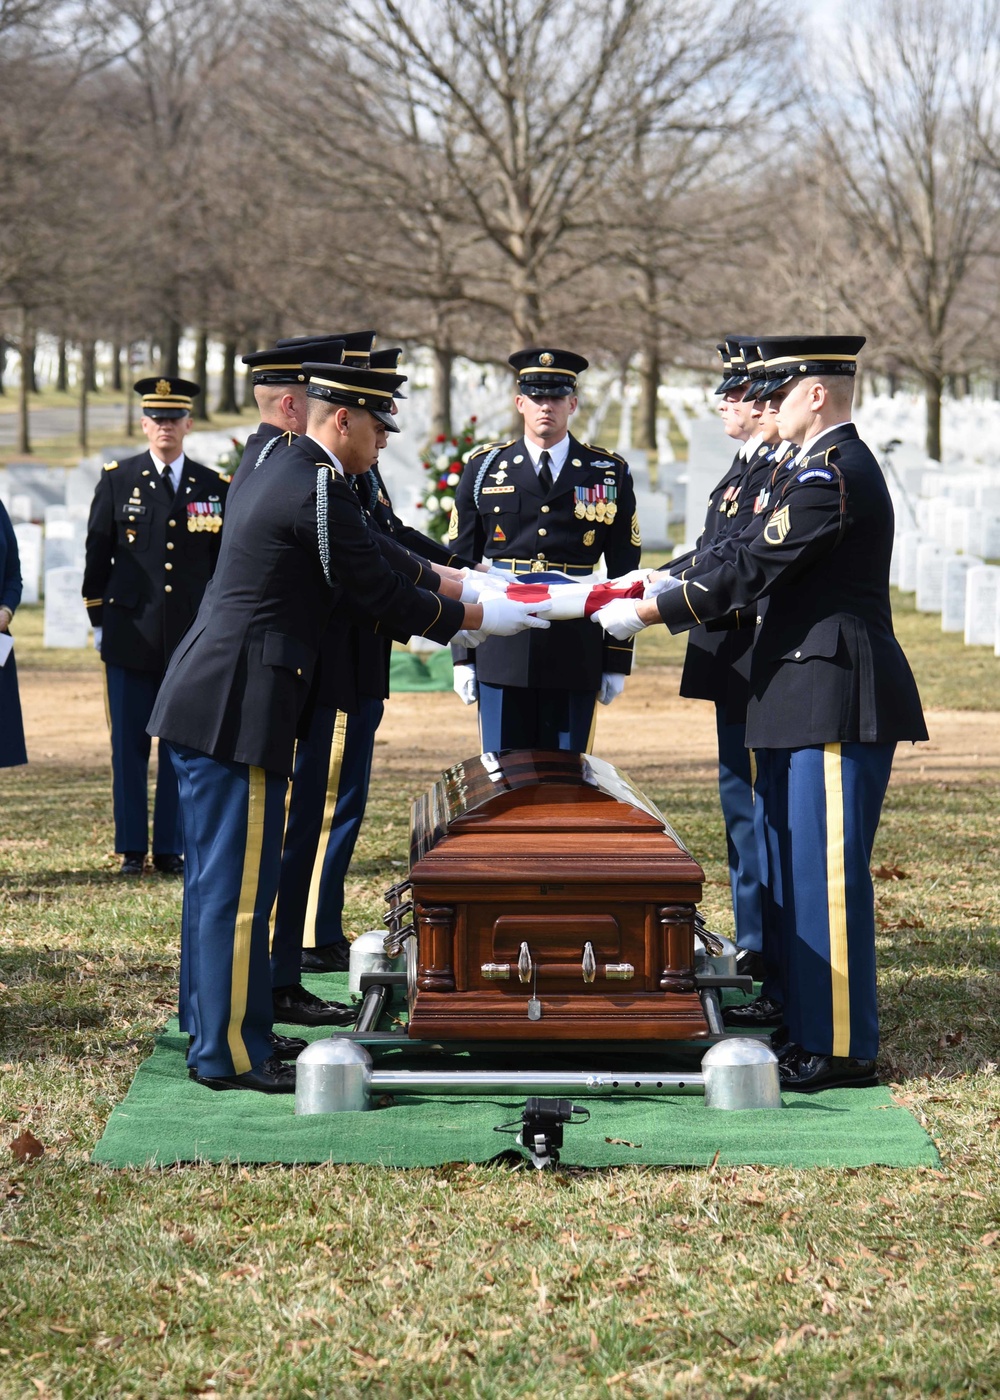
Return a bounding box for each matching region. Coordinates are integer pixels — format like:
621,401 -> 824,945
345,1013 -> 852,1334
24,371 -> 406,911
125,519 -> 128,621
583,443 -> 628,467
469,438 -> 513,458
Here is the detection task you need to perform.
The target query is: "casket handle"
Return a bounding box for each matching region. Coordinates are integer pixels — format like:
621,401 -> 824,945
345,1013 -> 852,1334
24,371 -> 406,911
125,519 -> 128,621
383,880 -> 412,903
384,900 -> 413,930
480,963 -> 511,980
604,963 -> 635,980
383,923 -> 415,959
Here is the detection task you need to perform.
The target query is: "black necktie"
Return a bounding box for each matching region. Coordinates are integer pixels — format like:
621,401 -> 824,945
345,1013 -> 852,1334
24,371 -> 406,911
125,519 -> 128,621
537,449 -> 553,494
161,465 -> 175,501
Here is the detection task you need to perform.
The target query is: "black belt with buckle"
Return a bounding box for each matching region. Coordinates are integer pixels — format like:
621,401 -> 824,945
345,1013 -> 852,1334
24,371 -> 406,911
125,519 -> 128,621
493,558 -> 596,577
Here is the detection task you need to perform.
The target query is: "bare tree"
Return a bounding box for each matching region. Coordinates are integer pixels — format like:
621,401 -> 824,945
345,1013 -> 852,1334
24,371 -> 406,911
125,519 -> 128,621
813,0 -> 1000,459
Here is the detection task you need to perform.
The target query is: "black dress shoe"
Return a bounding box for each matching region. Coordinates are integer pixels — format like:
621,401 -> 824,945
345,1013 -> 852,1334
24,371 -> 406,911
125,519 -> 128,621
268,1031 -> 308,1059
153,853 -> 184,875
272,983 -> 357,1027
722,994 -> 784,1028
734,948 -> 766,982
300,942 -> 351,973
119,852 -> 146,875
778,1046 -> 879,1092
195,1054 -> 296,1093
770,1024 -> 792,1051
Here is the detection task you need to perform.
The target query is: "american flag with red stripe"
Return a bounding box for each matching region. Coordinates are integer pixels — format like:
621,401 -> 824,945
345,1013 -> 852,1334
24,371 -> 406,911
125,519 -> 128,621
497,572 -> 645,620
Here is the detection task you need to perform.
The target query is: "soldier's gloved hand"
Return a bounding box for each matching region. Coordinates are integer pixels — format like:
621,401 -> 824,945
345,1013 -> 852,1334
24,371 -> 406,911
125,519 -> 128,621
598,672 -> 626,705
459,569 -> 505,603
591,598 -> 648,640
643,570 -> 683,598
607,568 -> 658,589
452,663 -> 479,705
478,594 -> 552,637
92,627 -> 103,652
483,564 -> 512,582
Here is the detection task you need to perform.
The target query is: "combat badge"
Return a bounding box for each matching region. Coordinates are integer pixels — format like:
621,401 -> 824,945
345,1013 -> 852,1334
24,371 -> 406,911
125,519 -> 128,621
763,504 -> 791,544
583,529 -> 596,546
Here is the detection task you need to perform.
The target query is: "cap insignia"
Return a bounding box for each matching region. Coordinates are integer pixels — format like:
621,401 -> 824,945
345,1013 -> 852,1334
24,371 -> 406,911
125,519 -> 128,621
155,379 -> 172,397
539,352 -> 554,367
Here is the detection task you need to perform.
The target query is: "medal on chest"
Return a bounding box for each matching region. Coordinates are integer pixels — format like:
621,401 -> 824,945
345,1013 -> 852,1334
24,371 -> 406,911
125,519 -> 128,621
186,497 -> 223,532
573,481 -> 617,524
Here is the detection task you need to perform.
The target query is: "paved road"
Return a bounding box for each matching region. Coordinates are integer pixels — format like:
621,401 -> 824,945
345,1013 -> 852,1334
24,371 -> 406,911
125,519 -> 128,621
0,402 -> 129,446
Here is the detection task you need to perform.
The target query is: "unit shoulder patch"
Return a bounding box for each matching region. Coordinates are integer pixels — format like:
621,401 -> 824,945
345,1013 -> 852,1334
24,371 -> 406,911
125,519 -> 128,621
796,468 -> 834,484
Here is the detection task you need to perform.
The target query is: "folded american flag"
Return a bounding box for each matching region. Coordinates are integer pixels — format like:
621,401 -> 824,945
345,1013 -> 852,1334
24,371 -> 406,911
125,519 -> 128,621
499,571 -> 645,620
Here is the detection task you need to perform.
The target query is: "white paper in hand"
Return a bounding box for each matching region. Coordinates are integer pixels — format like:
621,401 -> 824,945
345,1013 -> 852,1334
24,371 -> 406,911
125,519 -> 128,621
0,633 -> 13,667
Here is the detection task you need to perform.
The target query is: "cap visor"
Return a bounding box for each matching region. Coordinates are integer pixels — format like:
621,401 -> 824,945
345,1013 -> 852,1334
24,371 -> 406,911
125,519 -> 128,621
520,383 -> 574,398
371,408 -> 399,432
143,408 -> 188,420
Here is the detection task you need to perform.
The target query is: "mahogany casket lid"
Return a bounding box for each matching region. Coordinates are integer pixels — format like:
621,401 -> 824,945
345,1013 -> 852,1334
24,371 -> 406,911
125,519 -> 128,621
409,749 -> 703,889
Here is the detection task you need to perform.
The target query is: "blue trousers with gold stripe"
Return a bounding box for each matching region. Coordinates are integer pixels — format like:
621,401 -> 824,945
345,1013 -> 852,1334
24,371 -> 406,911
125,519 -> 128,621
105,663 -> 181,855
269,697 -> 383,987
168,743 -> 287,1077
716,708 -> 765,955
762,742 -> 895,1061
478,682 -> 597,753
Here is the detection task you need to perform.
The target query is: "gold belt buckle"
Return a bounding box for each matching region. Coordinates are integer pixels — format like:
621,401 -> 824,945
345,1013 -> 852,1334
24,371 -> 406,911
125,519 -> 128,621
530,559 -> 545,573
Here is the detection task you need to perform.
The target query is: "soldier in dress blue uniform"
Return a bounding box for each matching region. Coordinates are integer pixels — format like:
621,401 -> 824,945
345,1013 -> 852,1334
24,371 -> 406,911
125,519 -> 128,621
274,345 -> 484,977
450,346 -> 642,752
594,335 -> 927,1092
148,360 -> 548,1091
82,377 -> 229,875
669,338 -> 784,996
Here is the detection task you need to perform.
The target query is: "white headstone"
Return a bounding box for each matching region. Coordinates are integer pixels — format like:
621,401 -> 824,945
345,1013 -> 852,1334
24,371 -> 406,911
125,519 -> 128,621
43,507 -> 86,572
633,486 -> 669,550
683,419 -> 734,549
915,542 -> 949,613
13,521 -> 42,603
10,493 -> 33,523
941,556 -> 983,632
65,463 -> 102,510
964,566 -> 1000,646
43,566 -> 88,647
896,532 -> 924,593
924,496 -> 951,544
944,504 -> 973,554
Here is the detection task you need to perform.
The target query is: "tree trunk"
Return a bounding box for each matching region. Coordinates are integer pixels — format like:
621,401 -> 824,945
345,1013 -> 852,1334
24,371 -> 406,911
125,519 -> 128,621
57,338 -> 69,393
111,341 -> 123,391
85,339 -> 98,393
17,308 -> 31,454
636,345 -> 660,455
0,336 -> 6,394
923,371 -> 943,461
193,330 -> 210,421
216,339 -> 239,414
161,314 -> 181,377
431,345 -> 454,437
79,342 -> 93,451
887,370 -> 898,398
23,329 -> 38,395
125,342 -> 136,438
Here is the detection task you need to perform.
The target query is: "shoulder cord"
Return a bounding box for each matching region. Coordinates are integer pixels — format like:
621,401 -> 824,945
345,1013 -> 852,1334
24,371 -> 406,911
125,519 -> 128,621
361,467 -> 380,512
472,446 -> 505,509
316,465 -> 336,588
253,433 -> 284,472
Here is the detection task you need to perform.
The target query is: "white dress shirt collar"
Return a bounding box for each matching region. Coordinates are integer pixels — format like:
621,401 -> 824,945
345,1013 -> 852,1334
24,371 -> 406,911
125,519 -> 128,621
738,432 -> 764,462
149,451 -> 185,490
795,422 -> 853,465
524,434 -> 570,481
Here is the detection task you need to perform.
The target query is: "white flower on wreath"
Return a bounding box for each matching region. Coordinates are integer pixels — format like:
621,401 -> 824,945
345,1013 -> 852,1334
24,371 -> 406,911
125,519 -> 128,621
435,452 -> 451,471
439,494 -> 454,511
446,472 -> 460,486
424,496 -> 441,514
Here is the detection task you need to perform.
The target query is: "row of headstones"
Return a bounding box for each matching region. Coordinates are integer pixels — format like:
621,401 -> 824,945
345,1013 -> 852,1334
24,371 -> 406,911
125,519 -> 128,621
892,534 -> 1000,653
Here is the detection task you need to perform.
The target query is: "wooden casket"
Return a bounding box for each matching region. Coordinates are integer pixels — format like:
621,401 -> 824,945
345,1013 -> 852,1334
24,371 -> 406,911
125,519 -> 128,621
384,750 -> 709,1041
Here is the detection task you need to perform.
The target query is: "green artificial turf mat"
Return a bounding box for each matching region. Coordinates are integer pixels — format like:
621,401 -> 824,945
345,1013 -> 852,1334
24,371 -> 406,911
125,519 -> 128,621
92,976 -> 939,1171
388,648 -> 453,690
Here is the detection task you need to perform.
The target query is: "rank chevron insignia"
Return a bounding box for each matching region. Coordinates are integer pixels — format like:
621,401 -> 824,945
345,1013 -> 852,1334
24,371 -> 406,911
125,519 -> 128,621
763,504 -> 791,545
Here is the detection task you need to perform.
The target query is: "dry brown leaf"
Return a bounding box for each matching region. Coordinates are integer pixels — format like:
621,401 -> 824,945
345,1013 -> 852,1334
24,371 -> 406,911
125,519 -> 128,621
605,1138 -> 642,1148
10,1130 -> 44,1164
873,863 -> 909,880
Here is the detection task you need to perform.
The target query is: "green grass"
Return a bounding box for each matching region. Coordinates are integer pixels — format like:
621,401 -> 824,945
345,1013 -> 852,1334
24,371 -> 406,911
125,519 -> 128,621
2,606 -> 1000,1395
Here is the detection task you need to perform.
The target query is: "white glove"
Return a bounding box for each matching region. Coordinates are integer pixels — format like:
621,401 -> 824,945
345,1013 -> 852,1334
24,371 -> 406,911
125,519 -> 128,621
483,564 -> 512,582
607,568 -> 658,589
643,571 -> 683,599
598,672 -> 626,705
93,627 -> 103,652
478,594 -> 552,637
459,569 -> 505,603
453,595 -> 553,648
453,663 -> 479,705
591,598 -> 648,640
